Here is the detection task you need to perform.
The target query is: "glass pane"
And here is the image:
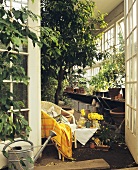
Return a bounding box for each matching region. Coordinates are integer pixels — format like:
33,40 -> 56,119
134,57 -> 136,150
128,0 -> 133,10
13,111 -> 29,126
133,56 -> 137,81
133,1 -> 137,29
126,39 -> 129,60
3,0 -> 27,9
129,84 -> 133,106
134,28 -> 137,54
12,54 -> 28,78
133,110 -> 136,135
132,83 -> 137,108
129,9 -> 133,32
128,60 -> 132,82
126,16 -> 129,37
21,110 -> 29,121
0,51 -> 11,80
0,83 -> 10,98
130,34 -> 133,56
13,83 -> 28,108
130,108 -> 132,131
126,106 -> 129,126
111,28 -> 114,38
126,84 -> 129,104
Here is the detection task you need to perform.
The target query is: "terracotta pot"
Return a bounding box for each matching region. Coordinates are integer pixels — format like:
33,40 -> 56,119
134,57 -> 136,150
110,107 -> 125,133
90,142 -> 95,149
108,88 -> 121,100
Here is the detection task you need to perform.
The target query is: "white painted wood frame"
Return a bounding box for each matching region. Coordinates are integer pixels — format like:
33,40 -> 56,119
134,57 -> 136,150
125,0 -> 138,163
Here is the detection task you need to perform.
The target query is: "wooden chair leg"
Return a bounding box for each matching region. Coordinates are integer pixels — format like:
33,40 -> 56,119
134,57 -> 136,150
62,155 -> 64,161
73,131 -> 77,148
58,151 -> 62,159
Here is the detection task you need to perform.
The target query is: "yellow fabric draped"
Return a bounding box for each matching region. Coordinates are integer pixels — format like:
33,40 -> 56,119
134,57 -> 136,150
41,110 -> 72,159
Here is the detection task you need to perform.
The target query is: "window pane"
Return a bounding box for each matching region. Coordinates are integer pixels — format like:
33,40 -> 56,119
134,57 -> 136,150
13,83 -> 28,108
133,110 -> 136,135
134,28 -> 137,54
133,56 -> 137,81
12,54 -> 28,81
5,0 -> 28,9
133,1 -> 137,29
0,83 -> 10,98
21,110 -> 29,121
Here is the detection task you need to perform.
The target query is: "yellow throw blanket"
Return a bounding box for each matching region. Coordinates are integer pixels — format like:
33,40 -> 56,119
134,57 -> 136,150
41,110 -> 72,159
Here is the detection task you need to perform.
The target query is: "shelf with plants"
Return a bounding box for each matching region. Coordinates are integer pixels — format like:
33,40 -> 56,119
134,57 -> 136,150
89,50 -> 125,100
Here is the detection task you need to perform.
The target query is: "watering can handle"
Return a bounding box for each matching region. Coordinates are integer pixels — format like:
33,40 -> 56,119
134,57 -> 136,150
3,139 -> 33,152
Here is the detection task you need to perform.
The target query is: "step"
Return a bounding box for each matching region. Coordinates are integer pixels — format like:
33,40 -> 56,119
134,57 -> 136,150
34,159 -> 110,170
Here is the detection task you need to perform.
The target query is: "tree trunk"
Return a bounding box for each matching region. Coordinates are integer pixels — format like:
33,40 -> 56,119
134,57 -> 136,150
55,66 -> 64,105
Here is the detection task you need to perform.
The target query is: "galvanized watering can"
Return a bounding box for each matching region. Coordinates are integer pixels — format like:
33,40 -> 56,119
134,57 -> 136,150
3,130 -> 57,170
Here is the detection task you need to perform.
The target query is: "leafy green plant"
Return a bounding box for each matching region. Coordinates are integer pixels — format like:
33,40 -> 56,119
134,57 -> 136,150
41,0 -> 108,104
0,3 -> 41,141
41,77 -> 58,103
89,50 -> 125,92
97,124 -> 112,145
0,0 -> 61,141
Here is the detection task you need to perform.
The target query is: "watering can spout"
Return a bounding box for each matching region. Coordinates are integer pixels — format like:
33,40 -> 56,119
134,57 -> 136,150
34,130 -> 57,163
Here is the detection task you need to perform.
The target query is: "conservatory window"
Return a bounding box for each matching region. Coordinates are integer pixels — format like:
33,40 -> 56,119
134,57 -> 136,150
116,19 -> 125,51
0,0 -> 29,120
104,26 -> 115,53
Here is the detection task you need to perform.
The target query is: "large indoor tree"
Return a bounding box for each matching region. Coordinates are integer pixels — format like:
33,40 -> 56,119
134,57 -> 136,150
41,0 -> 108,104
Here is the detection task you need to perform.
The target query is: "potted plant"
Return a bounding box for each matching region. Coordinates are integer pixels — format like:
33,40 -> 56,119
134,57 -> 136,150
89,50 -> 125,99
106,51 -> 125,100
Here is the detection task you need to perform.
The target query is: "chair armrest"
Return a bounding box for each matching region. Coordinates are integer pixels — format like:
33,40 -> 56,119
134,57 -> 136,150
61,109 -> 76,124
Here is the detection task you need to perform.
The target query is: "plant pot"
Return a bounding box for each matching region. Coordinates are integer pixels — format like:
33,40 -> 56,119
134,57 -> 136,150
90,142 -> 95,149
108,88 -> 121,100
110,107 -> 125,133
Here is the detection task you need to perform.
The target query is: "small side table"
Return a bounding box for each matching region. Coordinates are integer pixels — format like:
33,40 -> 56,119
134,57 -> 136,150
74,128 -> 98,146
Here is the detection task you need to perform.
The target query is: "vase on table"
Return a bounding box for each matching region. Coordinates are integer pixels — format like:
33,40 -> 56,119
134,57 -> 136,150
85,120 -> 91,128
77,116 -> 86,128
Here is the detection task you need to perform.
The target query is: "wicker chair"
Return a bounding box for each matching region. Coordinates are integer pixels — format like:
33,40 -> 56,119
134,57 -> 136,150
41,101 -> 77,161
41,101 -> 76,124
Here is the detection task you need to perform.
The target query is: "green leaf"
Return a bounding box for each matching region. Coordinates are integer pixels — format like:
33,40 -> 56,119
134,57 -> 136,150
0,7 -> 5,18
55,48 -> 61,55
21,13 -> 28,23
12,9 -> 21,19
11,37 -> 21,47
